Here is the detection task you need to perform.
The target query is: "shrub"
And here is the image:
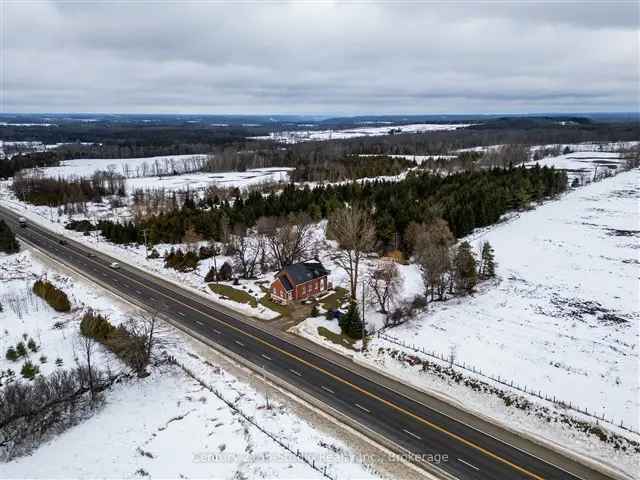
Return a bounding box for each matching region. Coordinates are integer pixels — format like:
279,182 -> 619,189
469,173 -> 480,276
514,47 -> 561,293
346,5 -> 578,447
411,295 -> 428,311
15,342 -> 27,358
20,361 -> 40,380
81,311 -> 149,375
5,347 -> 18,361
65,219 -> 95,233
204,266 -> 217,283
198,245 -> 215,259
164,248 -> 199,272
218,262 -> 233,281
33,279 -> 71,312
27,338 -> 39,353
80,309 -> 115,341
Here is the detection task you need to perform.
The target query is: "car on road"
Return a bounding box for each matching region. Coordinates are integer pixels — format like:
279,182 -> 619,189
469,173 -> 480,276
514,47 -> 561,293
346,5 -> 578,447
18,217 -> 27,227
87,252 -> 96,258
58,238 -> 68,245
109,262 -> 120,269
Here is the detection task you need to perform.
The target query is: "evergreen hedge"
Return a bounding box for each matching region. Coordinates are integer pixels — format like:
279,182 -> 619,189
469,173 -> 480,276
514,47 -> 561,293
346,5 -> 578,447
32,280 -> 71,312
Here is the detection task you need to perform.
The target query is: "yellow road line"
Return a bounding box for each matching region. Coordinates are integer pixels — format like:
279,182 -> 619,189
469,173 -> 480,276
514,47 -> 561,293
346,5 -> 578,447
25,224 -> 546,480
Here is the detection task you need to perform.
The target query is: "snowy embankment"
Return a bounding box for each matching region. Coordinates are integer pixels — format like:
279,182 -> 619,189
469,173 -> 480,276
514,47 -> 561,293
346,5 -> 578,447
294,170 -> 640,477
0,251 -> 383,479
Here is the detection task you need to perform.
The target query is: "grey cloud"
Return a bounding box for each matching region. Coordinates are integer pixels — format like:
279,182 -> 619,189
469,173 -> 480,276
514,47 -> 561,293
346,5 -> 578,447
3,1 -> 639,114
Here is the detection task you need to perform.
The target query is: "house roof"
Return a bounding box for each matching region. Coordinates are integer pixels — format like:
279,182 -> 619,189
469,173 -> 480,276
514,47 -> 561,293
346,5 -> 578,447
278,261 -> 329,290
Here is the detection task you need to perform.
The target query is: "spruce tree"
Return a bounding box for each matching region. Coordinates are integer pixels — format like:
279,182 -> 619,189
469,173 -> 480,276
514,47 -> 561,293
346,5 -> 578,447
347,304 -> 365,340
454,241 -> 478,294
480,241 -> 496,279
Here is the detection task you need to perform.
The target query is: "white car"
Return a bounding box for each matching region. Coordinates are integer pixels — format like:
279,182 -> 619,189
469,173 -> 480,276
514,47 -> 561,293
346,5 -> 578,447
109,262 -> 120,269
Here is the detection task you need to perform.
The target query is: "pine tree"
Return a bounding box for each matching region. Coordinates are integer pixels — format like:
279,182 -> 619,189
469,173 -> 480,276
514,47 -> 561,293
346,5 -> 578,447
454,241 -> 478,294
479,241 -> 496,279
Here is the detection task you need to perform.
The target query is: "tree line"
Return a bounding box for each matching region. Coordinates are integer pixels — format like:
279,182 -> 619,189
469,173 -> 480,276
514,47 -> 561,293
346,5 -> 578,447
12,172 -> 126,207
90,165 -> 567,253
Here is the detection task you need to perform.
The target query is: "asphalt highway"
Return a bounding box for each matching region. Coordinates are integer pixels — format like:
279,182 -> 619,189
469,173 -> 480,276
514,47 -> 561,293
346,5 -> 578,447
0,206 -> 617,480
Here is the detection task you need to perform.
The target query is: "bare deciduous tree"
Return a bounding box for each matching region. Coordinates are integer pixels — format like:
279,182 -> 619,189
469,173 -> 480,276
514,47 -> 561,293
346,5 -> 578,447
367,261 -> 400,314
327,206 -> 376,299
257,213 -> 314,270
75,334 -> 97,402
230,225 -> 264,279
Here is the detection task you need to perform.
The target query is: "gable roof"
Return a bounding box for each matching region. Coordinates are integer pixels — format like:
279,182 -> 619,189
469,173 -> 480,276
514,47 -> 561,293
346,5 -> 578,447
278,261 -> 329,288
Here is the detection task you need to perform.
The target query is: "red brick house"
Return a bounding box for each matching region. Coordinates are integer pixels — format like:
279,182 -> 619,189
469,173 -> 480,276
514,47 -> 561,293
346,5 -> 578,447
270,261 -> 330,305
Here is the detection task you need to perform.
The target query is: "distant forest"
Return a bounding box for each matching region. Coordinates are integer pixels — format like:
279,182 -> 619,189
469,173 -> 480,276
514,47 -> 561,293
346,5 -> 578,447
3,116 -> 638,183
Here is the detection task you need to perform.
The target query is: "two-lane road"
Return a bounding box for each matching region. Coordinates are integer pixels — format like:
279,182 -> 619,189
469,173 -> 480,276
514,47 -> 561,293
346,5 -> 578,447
0,206 -> 618,480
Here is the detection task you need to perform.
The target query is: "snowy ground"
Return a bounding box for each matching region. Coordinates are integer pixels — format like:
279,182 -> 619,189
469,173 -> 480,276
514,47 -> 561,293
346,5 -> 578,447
0,250 -> 128,380
30,153 -> 293,193
252,123 -> 470,143
293,170 -> 640,477
125,168 -> 292,192
525,150 -> 628,184
0,250 -> 387,479
37,154 -> 211,179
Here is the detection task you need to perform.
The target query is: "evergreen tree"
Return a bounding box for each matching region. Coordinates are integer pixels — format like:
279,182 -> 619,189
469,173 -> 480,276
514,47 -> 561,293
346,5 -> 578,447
339,302 -> 364,340
218,261 -> 233,281
479,241 -> 496,279
204,265 -> 217,283
348,306 -> 365,340
454,241 -> 478,294
0,220 -> 20,254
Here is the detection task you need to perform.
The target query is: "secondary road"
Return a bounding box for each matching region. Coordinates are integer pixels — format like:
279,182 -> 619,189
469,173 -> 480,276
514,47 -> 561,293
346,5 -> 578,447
0,206 -> 619,480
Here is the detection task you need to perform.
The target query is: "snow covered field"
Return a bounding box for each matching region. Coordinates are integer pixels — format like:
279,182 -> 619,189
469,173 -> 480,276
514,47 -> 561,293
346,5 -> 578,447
38,154 -> 211,179
0,250 -> 385,479
526,150 -> 628,183
30,153 -> 293,193
292,170 -> 640,477
252,123 -> 470,143
125,168 -> 292,192
306,170 -> 640,429
308,170 -> 639,429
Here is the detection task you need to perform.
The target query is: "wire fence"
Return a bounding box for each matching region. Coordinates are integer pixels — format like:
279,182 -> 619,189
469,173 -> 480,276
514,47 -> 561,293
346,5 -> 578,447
377,332 -> 638,436
166,356 -> 338,480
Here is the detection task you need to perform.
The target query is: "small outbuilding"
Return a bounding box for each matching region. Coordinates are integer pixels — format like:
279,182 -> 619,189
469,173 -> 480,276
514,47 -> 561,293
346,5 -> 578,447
270,261 -> 330,305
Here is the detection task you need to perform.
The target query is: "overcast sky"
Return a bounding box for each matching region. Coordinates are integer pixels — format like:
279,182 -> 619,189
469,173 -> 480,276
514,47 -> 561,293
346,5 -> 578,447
2,1 -> 638,115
